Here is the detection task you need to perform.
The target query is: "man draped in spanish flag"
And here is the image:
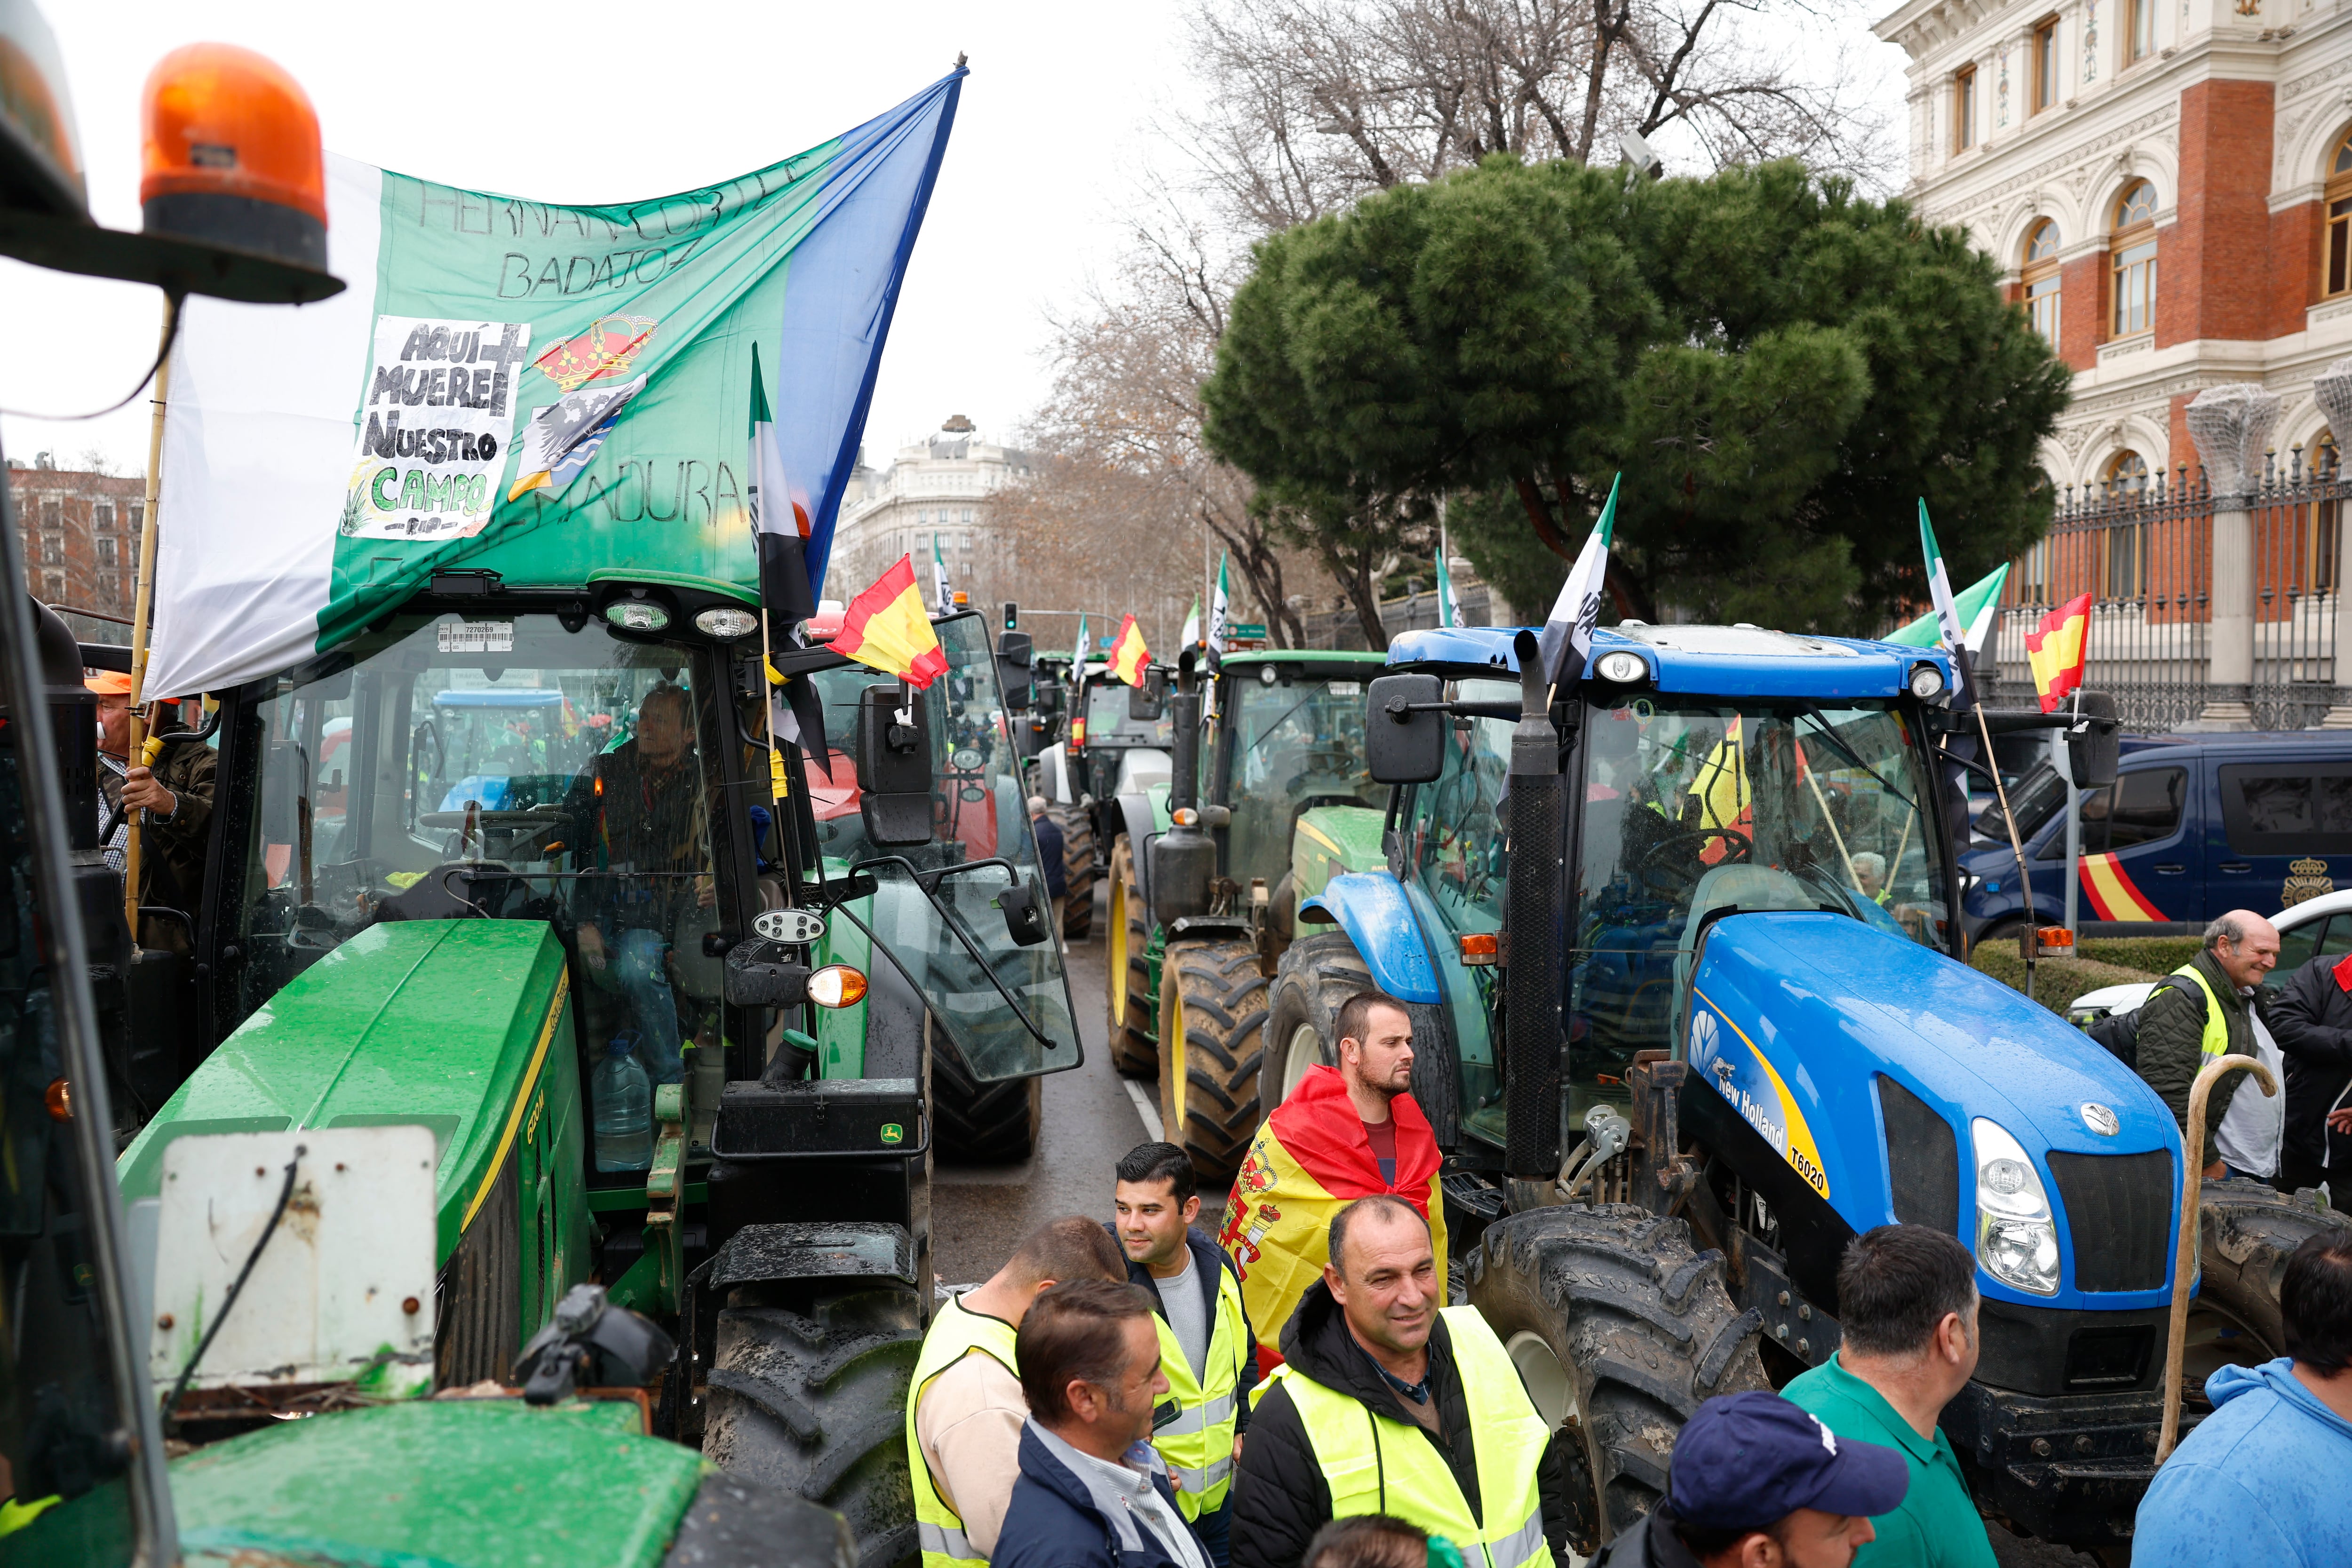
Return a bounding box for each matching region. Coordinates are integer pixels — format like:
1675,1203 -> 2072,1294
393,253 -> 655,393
1220,991 -> 1446,1363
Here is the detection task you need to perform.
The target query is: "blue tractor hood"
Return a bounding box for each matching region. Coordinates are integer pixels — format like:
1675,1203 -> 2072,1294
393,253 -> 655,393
1685,912 -> 2185,1310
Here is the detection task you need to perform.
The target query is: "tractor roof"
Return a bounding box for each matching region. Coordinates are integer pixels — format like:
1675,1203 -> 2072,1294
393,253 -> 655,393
1387,623 -> 1952,702
1218,648 -> 1387,670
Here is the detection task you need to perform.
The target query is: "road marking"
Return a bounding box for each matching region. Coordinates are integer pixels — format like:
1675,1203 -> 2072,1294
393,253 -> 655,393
1124,1079 -> 1165,1142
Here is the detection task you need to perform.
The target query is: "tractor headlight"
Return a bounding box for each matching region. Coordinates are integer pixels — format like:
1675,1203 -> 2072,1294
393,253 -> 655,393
695,606 -> 761,640
1595,650 -> 1647,684
1909,662 -> 1947,701
807,964 -> 868,1009
1971,1117 -> 2060,1295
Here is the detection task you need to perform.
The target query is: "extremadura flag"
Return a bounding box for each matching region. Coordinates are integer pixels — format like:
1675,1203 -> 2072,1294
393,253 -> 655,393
143,69 -> 963,700
1218,1065 -> 1447,1359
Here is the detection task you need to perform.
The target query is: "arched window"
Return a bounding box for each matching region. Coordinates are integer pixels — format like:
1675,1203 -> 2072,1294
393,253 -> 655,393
2327,132 -> 2352,297
2022,220 -> 2061,345
2110,182 -> 2158,337
2106,450 -> 2150,494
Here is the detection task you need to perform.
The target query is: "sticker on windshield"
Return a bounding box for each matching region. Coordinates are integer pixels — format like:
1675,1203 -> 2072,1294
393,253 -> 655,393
438,620 -> 514,654
1327,681 -> 1361,696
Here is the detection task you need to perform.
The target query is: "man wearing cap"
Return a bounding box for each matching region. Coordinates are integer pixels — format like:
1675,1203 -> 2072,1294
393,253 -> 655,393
91,675 -> 213,949
1781,1226 -> 1996,1568
1589,1391 -> 1906,1568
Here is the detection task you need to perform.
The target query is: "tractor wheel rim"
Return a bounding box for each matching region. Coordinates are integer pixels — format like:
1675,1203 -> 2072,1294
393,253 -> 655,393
1503,1329 -> 1577,1430
1165,987 -> 1185,1139
1111,880 -> 1127,1020
1282,1022 -> 1321,1100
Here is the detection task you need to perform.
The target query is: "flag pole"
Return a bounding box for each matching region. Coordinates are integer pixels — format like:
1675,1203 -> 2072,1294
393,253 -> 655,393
122,294 -> 179,944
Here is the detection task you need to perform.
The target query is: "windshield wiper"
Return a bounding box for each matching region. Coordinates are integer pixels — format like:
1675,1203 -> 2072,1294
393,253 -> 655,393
1795,707 -> 1912,805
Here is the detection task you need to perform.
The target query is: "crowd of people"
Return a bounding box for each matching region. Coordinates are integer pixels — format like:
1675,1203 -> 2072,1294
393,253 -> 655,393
908,984 -> 2352,1568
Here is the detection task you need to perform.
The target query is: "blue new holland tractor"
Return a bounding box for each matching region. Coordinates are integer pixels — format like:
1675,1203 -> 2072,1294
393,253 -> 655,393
1271,621 -> 2343,1553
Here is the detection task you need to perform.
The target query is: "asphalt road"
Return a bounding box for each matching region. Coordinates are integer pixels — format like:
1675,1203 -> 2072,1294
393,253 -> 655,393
932,884 -> 1168,1285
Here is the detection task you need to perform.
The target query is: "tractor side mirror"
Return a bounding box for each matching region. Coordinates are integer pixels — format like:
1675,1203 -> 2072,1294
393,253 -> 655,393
1128,668 -> 1166,723
855,685 -> 935,846
2064,690 -> 2120,791
997,631 -> 1034,714
996,877 -> 1050,946
1365,673 -> 1446,784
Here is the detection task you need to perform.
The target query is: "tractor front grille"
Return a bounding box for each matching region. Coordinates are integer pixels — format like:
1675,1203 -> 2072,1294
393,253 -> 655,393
2048,1150 -> 2173,1293
1878,1076 -> 1959,1234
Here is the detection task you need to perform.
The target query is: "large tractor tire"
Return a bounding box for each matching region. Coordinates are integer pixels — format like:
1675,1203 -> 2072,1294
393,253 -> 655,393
1468,1203 -> 1770,1554
1158,936 -> 1270,1186
2186,1178 -> 2352,1380
1262,930 -> 1372,1111
930,1026 -> 1041,1165
1047,802 -> 1095,941
702,1283 -> 925,1568
1106,835 -> 1158,1078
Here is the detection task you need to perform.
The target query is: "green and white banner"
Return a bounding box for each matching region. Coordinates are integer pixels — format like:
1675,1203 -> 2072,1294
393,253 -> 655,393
145,70 -> 962,700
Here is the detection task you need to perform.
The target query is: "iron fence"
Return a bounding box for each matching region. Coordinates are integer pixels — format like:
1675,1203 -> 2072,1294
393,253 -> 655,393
1990,449 -> 2344,732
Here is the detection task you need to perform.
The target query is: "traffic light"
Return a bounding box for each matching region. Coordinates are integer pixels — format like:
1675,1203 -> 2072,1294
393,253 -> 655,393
1003,601 -> 1018,630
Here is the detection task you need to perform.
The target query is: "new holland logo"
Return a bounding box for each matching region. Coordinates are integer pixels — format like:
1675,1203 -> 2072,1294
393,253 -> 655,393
2080,1103 -> 2120,1138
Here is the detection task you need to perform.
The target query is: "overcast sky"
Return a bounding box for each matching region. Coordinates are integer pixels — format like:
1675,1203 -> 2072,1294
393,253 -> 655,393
1,0 -> 1909,479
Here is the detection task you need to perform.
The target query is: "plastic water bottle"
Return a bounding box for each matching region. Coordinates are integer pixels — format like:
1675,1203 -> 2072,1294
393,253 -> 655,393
593,1032 -> 653,1172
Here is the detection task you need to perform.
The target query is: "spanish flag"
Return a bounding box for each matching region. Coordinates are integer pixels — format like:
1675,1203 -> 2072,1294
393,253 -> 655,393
1218,1066 -> 1447,1358
1109,613 -> 1152,685
834,555 -> 950,690
2025,592 -> 2092,714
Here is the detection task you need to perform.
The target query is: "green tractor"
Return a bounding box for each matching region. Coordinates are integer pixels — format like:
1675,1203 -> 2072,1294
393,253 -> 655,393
1037,656 -> 1176,944
1106,649 -> 1390,1183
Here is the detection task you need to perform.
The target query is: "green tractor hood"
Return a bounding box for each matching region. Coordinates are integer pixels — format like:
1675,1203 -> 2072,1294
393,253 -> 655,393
119,920 -> 575,1261
169,1399 -> 704,1568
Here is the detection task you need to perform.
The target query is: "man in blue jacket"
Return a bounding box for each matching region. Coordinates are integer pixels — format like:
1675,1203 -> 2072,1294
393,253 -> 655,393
2133,1229 -> 2352,1566
995,1280 -> 1212,1568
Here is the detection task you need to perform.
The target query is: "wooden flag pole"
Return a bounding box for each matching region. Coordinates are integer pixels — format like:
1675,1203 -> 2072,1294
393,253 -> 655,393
122,295 -> 179,943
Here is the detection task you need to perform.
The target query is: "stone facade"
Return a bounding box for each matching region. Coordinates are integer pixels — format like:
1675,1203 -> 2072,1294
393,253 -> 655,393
826,415 -> 1034,602
1876,0 -> 2352,490
6,457 -> 145,620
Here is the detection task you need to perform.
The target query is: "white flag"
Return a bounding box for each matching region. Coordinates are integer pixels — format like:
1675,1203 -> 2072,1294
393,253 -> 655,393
1535,476 -> 1619,690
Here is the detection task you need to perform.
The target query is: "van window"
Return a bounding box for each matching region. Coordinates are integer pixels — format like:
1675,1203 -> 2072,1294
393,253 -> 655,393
2043,765 -> 2185,856
2219,763 -> 2352,854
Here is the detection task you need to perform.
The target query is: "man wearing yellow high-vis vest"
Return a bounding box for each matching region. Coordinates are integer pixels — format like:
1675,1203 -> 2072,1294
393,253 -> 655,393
1230,1197 -> 1570,1568
908,1218 -> 1129,1568
2133,911 -> 2278,1178
1113,1143 -> 1260,1568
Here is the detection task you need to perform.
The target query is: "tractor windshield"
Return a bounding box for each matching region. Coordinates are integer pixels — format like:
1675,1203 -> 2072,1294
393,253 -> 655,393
1084,676 -> 1174,749
1222,672 -> 1381,880
801,614 -> 1082,1083
223,613 -> 728,1102
1573,695 -> 1948,1083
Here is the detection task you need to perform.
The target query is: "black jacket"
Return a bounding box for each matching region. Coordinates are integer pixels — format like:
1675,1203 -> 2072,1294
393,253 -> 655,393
995,1422 -> 1207,1568
1586,1508 -> 1707,1568
1227,1280 -> 1572,1568
2265,952 -> 2352,1177
2137,949 -> 2254,1168
1118,1225 -> 1259,1434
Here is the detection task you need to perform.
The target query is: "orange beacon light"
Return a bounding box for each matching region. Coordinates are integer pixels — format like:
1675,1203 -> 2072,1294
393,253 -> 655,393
140,42 -> 326,273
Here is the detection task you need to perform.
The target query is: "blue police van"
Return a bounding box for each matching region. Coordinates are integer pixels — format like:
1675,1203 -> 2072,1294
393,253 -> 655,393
1961,729 -> 2352,941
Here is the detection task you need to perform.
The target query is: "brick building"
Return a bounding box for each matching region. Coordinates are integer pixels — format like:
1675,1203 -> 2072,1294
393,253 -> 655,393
1878,0 -> 2352,490
7,455 -> 144,619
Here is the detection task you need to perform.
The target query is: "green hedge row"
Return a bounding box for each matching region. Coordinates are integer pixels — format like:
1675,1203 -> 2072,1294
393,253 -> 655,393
1967,947 -> 2154,1017
2078,936 -> 2201,975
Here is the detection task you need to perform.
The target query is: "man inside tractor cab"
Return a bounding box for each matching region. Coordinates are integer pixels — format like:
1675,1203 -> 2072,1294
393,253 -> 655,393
570,683 -> 710,1085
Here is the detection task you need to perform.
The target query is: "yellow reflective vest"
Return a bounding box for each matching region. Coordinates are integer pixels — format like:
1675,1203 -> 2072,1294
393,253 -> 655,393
1266,1308 -> 1550,1568
906,1294 -> 1022,1568
2168,963 -> 2232,1063
1147,1255 -> 1252,1520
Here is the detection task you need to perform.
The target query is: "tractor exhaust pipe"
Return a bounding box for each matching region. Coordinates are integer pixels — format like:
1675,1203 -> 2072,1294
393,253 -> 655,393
1504,629 -> 1565,1193
1152,651 -> 1216,929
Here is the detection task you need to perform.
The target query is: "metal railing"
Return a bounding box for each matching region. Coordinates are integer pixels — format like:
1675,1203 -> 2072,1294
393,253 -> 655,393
1988,449 -> 2344,732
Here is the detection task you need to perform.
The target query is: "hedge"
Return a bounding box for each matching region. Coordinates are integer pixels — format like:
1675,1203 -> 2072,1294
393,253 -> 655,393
1967,946 -> 2154,1018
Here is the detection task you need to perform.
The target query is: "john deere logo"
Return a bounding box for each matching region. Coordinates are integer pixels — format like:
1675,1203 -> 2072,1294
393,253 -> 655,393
881,1123 -> 904,1146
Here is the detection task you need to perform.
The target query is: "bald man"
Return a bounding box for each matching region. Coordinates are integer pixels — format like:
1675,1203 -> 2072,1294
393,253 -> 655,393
2137,910 -> 2280,1178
